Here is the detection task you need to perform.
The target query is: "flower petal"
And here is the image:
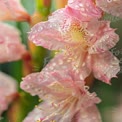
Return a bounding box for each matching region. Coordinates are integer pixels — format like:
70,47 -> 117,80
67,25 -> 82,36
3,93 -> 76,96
0,0 -> 30,21
77,105 -> 102,122
92,51 -> 120,84
0,22 -> 26,63
29,8 -> 94,50
21,52 -> 101,122
23,102 -> 101,122
88,21 -> 119,54
96,0 -> 122,18
68,0 -> 102,20
0,72 -> 17,115
28,20 -> 66,50
21,53 -> 92,97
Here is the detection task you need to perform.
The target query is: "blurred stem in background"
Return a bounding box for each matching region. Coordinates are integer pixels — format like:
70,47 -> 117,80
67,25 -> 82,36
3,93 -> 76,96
24,0 -> 52,77
5,1 -> 52,122
53,0 -> 67,9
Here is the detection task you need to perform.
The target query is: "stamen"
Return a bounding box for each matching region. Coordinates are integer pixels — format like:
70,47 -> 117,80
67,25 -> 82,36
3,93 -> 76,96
36,120 -> 43,122
50,120 -> 56,122
39,98 -> 43,102
35,105 -> 44,111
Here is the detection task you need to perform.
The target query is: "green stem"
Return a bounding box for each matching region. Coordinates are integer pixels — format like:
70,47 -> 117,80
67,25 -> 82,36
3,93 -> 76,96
35,0 -> 51,17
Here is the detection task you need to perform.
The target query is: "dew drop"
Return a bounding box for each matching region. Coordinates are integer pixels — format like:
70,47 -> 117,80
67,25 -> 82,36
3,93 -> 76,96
49,66 -> 54,70
31,35 -> 35,39
76,69 -> 79,74
107,0 -> 113,3
75,5 -> 79,8
38,27 -> 43,31
49,25 -> 53,28
79,3 -> 83,7
85,86 -> 89,90
26,85 -> 30,89
80,74 -> 83,80
52,63 -> 56,66
67,59 -> 71,63
69,0 -> 74,4
82,63 -> 86,67
27,76 -> 31,80
82,113 -> 88,118
34,88 -> 39,92
58,60 -> 63,65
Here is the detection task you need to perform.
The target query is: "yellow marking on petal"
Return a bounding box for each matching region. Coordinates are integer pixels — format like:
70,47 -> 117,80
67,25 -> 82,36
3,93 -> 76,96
52,102 -> 59,108
69,22 -> 88,43
70,29 -> 85,42
63,22 -> 91,71
48,82 -> 71,93
35,105 -> 44,111
50,120 -> 56,122
36,120 -> 43,122
39,98 -> 43,102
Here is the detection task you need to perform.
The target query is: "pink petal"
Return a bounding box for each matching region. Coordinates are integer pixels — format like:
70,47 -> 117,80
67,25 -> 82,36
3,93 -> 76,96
87,20 -> 119,54
21,53 -> 101,122
92,51 -> 120,84
23,103 -> 101,122
21,53 -> 91,97
21,69 -> 100,104
29,8 -> 96,50
68,0 -> 102,20
22,73 -> 101,121
96,0 -> 122,18
0,22 -> 26,63
28,21 -> 66,50
0,72 -> 17,115
0,0 -> 30,21
77,105 -> 102,122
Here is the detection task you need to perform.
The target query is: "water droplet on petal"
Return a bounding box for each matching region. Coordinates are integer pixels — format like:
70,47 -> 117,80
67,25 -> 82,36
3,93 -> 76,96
49,66 -> 54,70
82,113 -> 88,118
75,5 -> 79,8
69,0 -> 74,3
85,86 -> 89,90
27,76 -> 31,80
38,27 -> 43,31
26,85 -> 30,89
31,35 -> 35,39
80,74 -> 83,80
58,60 -> 63,65
52,63 -> 56,66
82,63 -> 85,67
79,3 -> 83,7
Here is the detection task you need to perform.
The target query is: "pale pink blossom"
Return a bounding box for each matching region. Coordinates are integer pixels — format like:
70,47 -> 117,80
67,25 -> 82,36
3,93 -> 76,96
0,0 -> 30,21
23,103 -> 101,122
28,8 -> 120,84
21,68 -> 101,122
0,22 -> 26,63
96,0 -> 122,18
0,72 -> 17,115
67,0 -> 102,21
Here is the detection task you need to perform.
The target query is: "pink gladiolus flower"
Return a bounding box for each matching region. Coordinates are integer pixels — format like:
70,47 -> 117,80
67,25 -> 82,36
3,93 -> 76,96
0,72 -> 17,115
96,0 -> 122,18
21,68 -> 101,122
67,0 -> 102,21
0,0 -> 30,21
23,103 -> 101,122
0,22 -> 26,63
28,8 -> 120,84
